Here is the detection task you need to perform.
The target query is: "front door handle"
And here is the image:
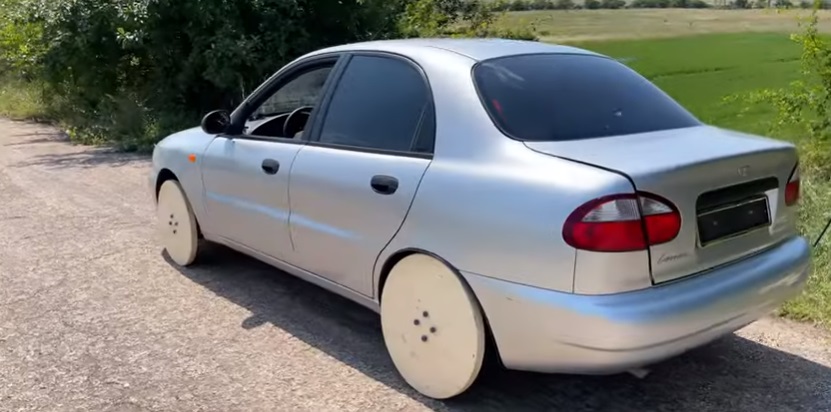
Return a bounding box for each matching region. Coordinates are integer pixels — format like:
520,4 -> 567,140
261,158 -> 280,175
371,175 -> 399,195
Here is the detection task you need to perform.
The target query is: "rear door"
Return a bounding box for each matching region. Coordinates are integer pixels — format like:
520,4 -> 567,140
288,53 -> 435,296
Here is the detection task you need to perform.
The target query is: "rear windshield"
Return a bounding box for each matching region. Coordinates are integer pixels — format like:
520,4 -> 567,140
472,53 -> 701,142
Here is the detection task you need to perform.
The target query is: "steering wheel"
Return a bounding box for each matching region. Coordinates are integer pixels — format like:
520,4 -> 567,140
283,106 -> 314,138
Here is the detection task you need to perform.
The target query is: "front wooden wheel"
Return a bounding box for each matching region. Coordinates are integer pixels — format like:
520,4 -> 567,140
380,254 -> 486,400
156,179 -> 200,266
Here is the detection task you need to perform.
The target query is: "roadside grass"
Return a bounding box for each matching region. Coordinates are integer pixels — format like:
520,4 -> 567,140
567,32 -> 831,328
0,76 -> 51,121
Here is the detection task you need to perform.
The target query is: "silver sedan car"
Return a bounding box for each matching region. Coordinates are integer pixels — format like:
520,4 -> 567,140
150,38 -> 811,400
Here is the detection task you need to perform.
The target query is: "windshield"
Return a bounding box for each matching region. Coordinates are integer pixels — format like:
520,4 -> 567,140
472,53 -> 701,142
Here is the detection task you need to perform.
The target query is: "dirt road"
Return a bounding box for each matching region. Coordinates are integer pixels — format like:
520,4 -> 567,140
1,118 -> 830,412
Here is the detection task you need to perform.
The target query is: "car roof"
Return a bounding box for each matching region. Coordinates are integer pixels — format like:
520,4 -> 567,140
307,38 -> 603,62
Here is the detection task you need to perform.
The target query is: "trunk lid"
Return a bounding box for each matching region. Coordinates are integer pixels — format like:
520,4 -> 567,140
526,125 -> 800,284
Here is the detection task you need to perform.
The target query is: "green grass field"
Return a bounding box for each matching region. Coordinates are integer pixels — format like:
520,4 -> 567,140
499,8 -> 831,42
572,32 -> 802,134
505,11 -> 831,327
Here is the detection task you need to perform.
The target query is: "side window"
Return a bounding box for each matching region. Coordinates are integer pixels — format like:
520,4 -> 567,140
318,55 -> 432,153
244,64 -> 334,139
412,103 -> 435,154
254,66 -> 333,118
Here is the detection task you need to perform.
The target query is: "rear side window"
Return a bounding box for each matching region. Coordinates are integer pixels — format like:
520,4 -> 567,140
473,53 -> 701,142
318,55 -> 431,153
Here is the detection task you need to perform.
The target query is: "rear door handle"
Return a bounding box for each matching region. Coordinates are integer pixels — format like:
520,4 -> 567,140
261,158 -> 280,175
371,175 -> 398,195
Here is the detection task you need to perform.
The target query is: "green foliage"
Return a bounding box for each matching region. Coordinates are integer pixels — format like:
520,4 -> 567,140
729,0 -> 831,179
723,0 -> 831,326
0,0 -> 531,151
600,0 -> 627,8
399,0 -> 536,39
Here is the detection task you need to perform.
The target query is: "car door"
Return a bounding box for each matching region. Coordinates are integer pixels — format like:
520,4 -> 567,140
200,56 -> 342,261
288,53 -> 436,296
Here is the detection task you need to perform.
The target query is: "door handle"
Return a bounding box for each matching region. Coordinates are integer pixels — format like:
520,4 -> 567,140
371,175 -> 399,195
261,158 -> 280,175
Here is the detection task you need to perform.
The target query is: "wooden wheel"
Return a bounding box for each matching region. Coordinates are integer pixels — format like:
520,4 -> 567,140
380,254 -> 486,399
156,179 -> 200,266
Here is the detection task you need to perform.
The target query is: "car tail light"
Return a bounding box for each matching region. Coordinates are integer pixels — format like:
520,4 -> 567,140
563,193 -> 682,253
785,163 -> 800,206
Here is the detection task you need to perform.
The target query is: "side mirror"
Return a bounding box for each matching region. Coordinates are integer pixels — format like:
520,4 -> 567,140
201,110 -> 231,135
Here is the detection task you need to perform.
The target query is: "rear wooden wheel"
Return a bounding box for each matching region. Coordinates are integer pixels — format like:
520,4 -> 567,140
156,179 -> 200,266
380,254 -> 486,399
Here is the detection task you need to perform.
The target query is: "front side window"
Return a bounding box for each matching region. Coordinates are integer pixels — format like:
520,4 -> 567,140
244,64 -> 335,138
253,66 -> 333,119
473,53 -> 701,142
318,55 -> 432,153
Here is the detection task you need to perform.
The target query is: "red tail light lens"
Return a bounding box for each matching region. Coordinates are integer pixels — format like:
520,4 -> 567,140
785,164 -> 800,206
563,193 -> 682,253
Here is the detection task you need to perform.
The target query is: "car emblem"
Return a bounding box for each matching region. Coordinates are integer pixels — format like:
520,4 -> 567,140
737,165 -> 750,177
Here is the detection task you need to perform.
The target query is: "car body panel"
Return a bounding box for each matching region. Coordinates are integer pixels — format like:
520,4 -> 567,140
200,136 -> 303,261
288,145 -> 431,295
150,127 -> 216,227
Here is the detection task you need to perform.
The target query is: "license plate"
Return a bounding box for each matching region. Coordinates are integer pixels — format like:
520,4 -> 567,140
697,196 -> 771,246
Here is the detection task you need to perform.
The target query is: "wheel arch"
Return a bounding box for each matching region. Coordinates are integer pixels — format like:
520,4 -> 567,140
155,168 -> 203,238
154,168 -> 178,202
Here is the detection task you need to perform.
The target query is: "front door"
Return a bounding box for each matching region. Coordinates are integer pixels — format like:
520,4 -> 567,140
201,58 -> 341,260
288,53 -> 436,296
201,138 -> 303,260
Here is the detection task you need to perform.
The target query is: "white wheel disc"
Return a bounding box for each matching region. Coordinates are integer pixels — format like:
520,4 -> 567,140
380,254 -> 486,400
157,180 -> 199,266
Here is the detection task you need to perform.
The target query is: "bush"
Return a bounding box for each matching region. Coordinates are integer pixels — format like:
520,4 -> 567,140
631,0 -> 671,7
730,0 -> 831,179
0,0 -> 534,151
600,0 -> 627,8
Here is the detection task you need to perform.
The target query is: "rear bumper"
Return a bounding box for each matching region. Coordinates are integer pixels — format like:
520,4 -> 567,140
462,236 -> 811,374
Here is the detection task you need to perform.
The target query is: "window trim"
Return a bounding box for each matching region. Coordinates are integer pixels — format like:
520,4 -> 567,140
304,50 -> 437,159
224,52 -> 348,142
470,52 -> 702,143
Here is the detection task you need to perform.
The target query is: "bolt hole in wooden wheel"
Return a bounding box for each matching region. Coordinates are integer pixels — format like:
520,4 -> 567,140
156,179 -> 200,266
380,254 -> 487,399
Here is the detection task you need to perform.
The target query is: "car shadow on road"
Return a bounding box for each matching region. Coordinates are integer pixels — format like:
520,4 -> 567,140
167,244 -> 831,412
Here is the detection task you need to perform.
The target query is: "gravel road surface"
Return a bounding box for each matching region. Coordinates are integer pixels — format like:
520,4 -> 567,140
1,118 -> 831,412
